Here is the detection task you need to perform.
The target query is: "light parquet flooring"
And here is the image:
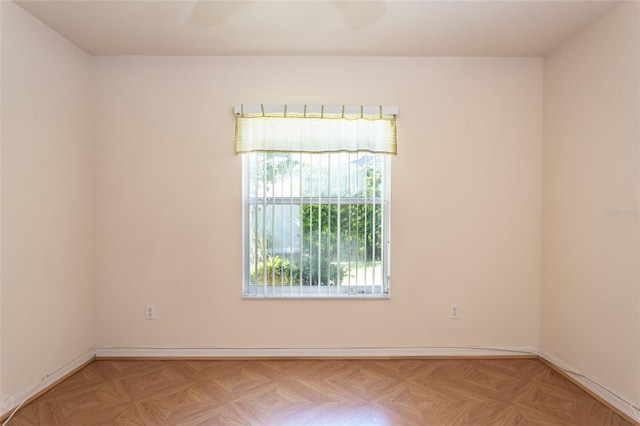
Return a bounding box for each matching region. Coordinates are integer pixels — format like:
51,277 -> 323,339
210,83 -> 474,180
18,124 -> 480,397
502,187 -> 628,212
7,358 -> 633,425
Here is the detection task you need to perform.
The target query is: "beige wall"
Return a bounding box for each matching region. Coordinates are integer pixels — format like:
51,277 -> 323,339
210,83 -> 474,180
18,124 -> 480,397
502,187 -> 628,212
541,1 -> 640,405
94,56 -> 542,350
0,0 -> 3,408
1,1 -> 94,403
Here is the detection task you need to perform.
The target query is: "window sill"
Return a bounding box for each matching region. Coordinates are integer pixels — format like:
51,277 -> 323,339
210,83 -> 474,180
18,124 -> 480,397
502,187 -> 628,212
242,293 -> 390,300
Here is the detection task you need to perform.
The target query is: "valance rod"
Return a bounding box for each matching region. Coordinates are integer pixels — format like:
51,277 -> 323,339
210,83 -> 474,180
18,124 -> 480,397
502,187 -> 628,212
234,104 -> 399,118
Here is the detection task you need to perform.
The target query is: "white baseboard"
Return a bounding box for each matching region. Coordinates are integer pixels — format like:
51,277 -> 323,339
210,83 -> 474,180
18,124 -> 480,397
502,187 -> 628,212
1,350 -> 95,419
94,345 -> 538,359
539,350 -> 639,424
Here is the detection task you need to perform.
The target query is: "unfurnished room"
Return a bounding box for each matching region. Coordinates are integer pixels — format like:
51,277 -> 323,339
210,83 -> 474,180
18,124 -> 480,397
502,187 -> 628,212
0,0 -> 639,424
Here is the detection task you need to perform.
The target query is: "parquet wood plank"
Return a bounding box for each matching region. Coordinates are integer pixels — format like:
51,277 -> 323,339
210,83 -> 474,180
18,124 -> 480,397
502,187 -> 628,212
6,358 -> 634,425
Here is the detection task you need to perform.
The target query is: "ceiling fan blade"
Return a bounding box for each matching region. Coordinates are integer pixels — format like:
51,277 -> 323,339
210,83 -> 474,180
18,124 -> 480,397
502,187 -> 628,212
189,0 -> 253,27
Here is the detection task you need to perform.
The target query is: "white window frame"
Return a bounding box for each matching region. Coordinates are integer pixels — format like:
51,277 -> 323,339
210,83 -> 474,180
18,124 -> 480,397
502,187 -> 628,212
242,152 -> 391,299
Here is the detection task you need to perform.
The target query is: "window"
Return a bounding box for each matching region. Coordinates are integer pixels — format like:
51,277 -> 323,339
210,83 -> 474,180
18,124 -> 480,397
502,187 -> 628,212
236,105 -> 397,298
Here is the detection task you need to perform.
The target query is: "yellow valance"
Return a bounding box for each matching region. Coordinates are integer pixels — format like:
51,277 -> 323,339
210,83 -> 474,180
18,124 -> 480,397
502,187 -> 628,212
235,105 -> 398,155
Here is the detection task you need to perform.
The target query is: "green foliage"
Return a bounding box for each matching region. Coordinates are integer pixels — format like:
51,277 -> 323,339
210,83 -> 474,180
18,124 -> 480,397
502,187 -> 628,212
248,157 -> 384,287
364,163 -> 383,198
251,255 -> 294,285
295,163 -> 384,286
298,251 -> 346,286
300,204 -> 383,263
251,254 -> 346,287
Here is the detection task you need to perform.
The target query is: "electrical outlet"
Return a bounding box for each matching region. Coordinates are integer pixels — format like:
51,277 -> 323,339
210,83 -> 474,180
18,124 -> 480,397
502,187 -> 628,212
450,304 -> 460,319
145,304 -> 155,320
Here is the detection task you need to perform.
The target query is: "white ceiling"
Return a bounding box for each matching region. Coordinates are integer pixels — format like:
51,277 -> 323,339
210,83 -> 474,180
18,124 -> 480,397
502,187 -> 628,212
16,0 -> 622,56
